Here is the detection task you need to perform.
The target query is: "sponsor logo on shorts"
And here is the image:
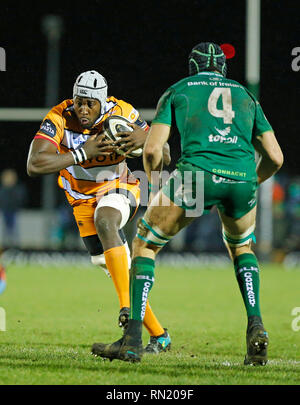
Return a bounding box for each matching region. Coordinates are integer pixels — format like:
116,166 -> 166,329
212,175 -> 247,184
212,175 -> 224,184
212,168 -> 246,178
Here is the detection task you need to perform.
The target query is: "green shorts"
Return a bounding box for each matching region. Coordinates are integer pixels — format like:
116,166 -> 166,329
161,162 -> 258,219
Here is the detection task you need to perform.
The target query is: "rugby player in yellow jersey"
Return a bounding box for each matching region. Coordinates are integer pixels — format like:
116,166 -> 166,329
27,70 -> 171,354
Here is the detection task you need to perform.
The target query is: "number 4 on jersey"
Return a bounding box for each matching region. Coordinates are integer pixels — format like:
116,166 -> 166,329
208,88 -> 235,124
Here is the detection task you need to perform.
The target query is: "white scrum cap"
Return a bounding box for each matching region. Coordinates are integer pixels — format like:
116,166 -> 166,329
73,70 -> 107,114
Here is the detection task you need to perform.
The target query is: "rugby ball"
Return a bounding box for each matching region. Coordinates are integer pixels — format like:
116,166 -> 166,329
103,115 -> 143,158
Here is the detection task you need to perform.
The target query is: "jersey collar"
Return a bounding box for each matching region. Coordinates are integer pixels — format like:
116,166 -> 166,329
196,71 -> 223,77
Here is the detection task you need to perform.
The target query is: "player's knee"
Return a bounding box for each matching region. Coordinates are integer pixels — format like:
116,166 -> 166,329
132,234 -> 158,259
94,207 -> 121,237
222,225 -> 256,261
95,194 -> 130,231
133,217 -> 171,256
132,234 -> 147,253
95,214 -> 119,237
228,244 -> 254,261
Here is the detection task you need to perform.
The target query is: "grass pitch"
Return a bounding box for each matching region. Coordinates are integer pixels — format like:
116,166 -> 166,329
0,261 -> 299,385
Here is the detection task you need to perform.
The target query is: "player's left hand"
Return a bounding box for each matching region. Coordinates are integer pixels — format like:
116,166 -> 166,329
115,123 -> 147,156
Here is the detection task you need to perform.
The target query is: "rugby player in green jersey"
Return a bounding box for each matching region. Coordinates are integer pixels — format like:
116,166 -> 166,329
92,42 -> 283,365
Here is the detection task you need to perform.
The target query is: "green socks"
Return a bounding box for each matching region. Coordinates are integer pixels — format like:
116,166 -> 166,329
130,256 -> 155,322
234,253 -> 262,319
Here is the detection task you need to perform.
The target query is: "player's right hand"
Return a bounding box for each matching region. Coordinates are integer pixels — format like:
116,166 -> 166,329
82,133 -> 118,159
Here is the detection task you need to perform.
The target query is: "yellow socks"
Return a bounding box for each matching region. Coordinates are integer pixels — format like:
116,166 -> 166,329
104,245 -> 165,337
104,245 -> 130,309
143,302 -> 165,337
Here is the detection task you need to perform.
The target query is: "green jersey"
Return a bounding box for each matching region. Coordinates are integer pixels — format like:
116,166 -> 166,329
152,71 -> 273,182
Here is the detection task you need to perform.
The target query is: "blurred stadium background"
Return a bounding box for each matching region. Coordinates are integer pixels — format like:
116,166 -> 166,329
0,0 -> 299,269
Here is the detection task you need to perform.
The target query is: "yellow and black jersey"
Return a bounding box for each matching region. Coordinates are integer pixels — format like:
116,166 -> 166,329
34,97 -> 148,207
